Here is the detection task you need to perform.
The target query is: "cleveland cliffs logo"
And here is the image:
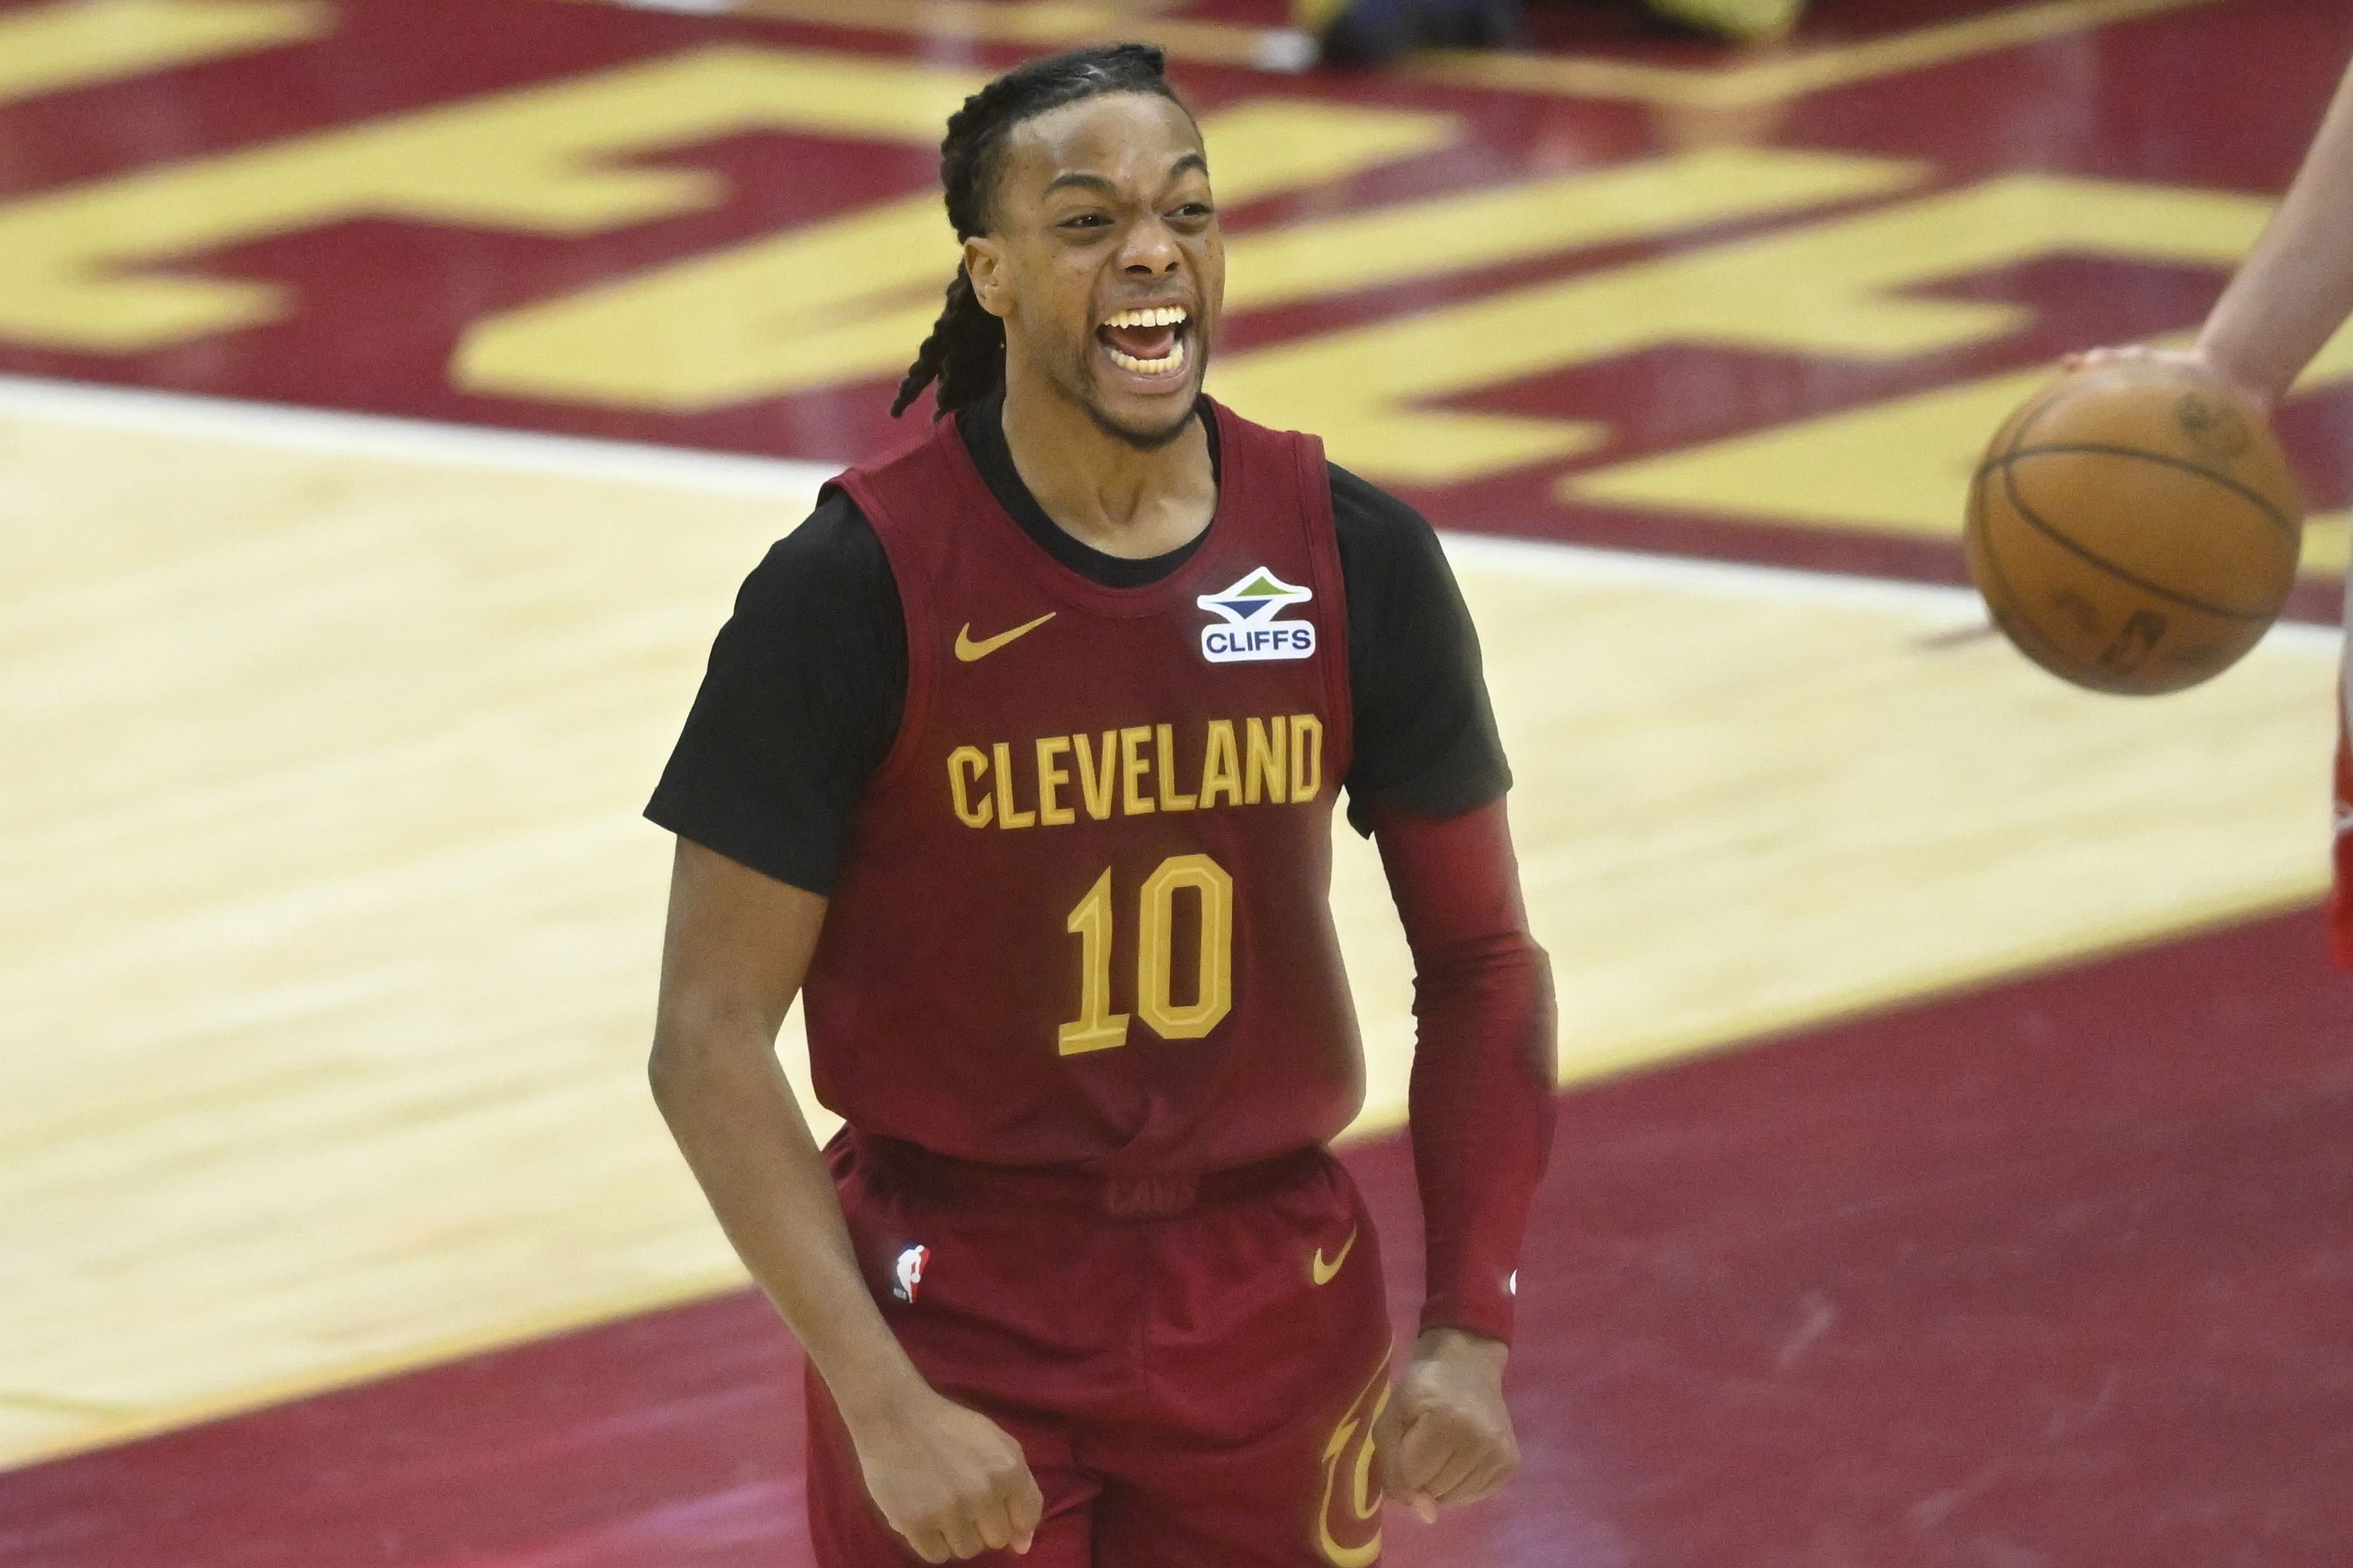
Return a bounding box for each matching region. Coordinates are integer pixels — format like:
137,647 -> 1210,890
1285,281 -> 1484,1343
1197,568 -> 1316,664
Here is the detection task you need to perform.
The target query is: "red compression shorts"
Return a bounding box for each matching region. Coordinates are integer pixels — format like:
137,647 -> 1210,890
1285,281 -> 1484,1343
808,1132 -> 1395,1568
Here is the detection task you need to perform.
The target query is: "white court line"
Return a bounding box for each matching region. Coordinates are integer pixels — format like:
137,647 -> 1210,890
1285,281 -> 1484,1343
1439,530 -> 1986,618
1,372 -> 2340,653
0,374 -> 840,499
1442,533 -> 2344,652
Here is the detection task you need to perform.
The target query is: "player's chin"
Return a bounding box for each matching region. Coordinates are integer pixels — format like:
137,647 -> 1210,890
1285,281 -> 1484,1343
1088,402 -> 1198,451
1087,339 -> 1206,447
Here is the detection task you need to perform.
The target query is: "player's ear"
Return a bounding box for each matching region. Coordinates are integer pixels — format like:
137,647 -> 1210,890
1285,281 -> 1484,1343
964,236 -> 1010,320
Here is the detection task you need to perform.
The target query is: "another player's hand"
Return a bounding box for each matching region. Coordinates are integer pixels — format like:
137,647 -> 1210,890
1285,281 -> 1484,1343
1376,1327 -> 1519,1521
847,1379 -> 1043,1561
2061,344 -> 2276,418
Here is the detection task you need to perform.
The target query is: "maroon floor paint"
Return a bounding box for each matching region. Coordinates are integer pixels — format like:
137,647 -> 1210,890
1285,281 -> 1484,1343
8,907 -> 2351,1567
4,0 -> 2349,608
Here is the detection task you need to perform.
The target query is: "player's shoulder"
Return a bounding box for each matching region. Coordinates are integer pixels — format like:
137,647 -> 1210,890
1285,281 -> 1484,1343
734,488 -> 899,629
1326,460 -> 1435,540
1324,459 -> 1449,589
826,412 -> 963,523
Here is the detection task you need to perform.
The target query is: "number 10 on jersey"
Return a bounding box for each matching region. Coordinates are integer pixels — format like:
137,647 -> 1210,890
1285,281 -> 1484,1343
1059,854 -> 1234,1054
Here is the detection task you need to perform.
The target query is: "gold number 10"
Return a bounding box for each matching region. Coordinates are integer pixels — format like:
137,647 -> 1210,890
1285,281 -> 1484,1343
1058,854 -> 1234,1055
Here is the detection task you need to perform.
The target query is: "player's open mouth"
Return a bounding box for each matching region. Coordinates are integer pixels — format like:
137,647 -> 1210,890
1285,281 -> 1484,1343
1097,305 -> 1191,379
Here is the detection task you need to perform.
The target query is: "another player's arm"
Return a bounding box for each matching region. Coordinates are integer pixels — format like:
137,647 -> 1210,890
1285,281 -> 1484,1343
2074,53 -> 2353,409
651,842 -> 1043,1564
2194,55 -> 2353,410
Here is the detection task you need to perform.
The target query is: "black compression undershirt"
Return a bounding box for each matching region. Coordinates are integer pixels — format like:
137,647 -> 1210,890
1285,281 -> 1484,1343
648,393 -> 1510,895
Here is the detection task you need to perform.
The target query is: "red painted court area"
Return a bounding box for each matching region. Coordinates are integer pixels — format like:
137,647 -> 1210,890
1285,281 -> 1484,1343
10,911 -> 2353,1566
4,0 -> 2352,604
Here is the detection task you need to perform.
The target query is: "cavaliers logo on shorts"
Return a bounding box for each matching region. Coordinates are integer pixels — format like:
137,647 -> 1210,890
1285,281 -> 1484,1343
1315,1352 -> 1390,1567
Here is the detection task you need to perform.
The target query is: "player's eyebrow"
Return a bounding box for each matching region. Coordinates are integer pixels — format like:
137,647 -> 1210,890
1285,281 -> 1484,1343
1043,152 -> 1211,199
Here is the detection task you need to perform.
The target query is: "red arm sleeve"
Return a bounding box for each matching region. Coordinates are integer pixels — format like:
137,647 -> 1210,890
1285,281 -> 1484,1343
1370,797 -> 1557,1345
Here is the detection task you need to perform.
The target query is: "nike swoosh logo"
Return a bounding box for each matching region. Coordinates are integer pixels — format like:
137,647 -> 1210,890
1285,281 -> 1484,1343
1311,1226 -> 1359,1286
954,612 -> 1055,663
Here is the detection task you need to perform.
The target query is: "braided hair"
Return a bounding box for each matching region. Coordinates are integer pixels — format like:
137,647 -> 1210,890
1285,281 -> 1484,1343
891,44 -> 1191,419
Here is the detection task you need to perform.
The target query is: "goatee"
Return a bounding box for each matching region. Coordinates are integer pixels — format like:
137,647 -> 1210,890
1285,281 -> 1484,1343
1086,393 -> 1204,451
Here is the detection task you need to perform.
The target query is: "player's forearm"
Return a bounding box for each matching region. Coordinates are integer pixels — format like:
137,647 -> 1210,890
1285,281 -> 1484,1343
649,1024 -> 925,1425
1372,799 -> 1559,1344
2197,55 -> 2353,403
1405,933 -> 1555,1341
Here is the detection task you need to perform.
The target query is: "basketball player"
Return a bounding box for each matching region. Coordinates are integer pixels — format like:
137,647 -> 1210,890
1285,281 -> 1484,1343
645,45 -> 1556,1568
2069,50 -> 2353,962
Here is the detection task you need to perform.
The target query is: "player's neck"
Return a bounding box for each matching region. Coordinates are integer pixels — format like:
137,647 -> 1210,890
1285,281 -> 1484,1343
998,377 -> 1215,561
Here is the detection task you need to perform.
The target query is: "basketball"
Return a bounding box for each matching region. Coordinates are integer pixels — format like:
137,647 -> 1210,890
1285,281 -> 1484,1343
1964,360 -> 2304,695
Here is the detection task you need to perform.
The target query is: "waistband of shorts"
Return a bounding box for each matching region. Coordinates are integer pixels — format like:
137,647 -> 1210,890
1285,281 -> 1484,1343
845,1132 -> 1327,1219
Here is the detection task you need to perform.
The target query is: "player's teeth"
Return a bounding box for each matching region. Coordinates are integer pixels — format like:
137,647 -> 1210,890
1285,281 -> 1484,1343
1107,338 -> 1187,375
1103,306 -> 1188,329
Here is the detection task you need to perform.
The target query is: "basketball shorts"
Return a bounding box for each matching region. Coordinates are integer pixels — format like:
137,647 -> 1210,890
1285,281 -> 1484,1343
807,1131 -> 1395,1568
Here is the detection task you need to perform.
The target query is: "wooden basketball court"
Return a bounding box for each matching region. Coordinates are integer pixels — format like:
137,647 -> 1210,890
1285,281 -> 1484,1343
5,0 -> 2352,1562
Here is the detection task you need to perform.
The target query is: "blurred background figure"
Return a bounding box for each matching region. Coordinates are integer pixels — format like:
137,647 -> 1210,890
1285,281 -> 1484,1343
1645,0 -> 1803,40
1311,0 -> 1804,65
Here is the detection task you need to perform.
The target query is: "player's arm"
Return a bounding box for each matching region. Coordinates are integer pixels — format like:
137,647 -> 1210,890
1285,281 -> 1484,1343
644,510 -> 1039,1563
1369,798 -> 1556,1518
649,847 -> 1040,1563
1329,464 -> 1557,1517
2074,52 -> 2353,410
2194,54 -> 2353,410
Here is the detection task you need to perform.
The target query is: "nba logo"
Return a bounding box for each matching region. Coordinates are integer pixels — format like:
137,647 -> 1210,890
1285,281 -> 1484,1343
892,1244 -> 930,1303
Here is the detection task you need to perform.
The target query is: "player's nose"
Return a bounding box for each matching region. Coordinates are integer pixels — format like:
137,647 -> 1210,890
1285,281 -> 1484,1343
1117,216 -> 1183,275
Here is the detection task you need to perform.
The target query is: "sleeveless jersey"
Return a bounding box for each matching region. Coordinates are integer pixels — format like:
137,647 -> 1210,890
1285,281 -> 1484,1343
802,400 -> 1362,1176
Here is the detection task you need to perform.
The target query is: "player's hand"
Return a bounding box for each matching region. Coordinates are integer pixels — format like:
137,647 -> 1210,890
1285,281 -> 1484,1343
2061,344 -> 2276,418
1376,1327 -> 1519,1521
847,1380 -> 1043,1561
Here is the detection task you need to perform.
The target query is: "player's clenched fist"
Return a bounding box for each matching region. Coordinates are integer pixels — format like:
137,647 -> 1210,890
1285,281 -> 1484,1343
1376,1328 -> 1520,1521
849,1382 -> 1044,1562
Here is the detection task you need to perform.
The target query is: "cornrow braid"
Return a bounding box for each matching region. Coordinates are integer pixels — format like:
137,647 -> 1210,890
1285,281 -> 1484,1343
890,267 -> 1001,419
891,43 -> 1190,419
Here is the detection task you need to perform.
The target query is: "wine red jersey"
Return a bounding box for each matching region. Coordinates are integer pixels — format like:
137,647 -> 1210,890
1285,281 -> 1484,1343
802,400 -> 1361,1175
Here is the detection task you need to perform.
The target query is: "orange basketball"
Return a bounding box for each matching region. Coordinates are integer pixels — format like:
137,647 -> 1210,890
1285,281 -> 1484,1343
1964,360 -> 2303,695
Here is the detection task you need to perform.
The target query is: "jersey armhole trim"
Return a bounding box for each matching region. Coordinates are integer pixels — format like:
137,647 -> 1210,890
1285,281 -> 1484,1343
827,473 -> 932,795
1293,432 -> 1355,778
